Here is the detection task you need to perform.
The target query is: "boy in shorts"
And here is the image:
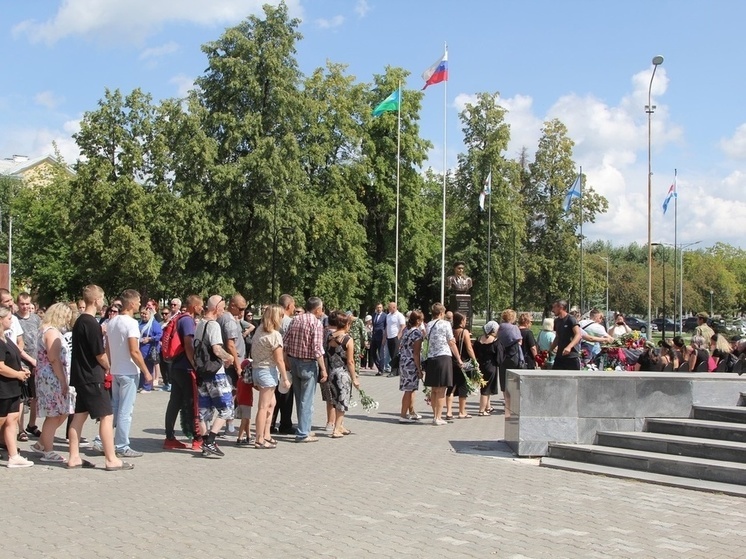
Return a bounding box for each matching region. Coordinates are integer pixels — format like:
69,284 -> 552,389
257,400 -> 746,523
67,285 -> 134,471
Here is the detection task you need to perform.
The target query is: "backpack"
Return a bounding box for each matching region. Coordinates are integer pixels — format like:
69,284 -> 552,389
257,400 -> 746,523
193,320 -> 223,379
161,312 -> 187,362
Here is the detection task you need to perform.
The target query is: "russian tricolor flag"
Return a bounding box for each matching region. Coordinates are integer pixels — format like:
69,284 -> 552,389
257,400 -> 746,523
422,50 -> 448,90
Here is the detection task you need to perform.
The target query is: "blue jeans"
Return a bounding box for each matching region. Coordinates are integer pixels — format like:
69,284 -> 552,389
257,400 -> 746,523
289,357 -> 318,440
111,374 -> 138,450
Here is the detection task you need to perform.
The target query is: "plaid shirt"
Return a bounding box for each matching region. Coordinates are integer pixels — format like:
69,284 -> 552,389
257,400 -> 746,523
283,311 -> 324,360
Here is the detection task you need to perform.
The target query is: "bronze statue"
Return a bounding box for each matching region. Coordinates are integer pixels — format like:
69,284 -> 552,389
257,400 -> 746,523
446,261 -> 472,294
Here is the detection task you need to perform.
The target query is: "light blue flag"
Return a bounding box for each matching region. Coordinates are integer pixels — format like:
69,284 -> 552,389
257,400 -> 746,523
564,174 -> 581,212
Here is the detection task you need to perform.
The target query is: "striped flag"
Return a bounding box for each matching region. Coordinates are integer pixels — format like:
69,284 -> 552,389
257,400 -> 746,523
422,50 -> 448,90
662,179 -> 677,215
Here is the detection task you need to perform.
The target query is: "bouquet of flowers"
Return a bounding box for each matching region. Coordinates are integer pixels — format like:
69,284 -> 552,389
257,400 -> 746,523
600,331 -> 647,370
352,388 -> 379,412
461,358 -> 486,395
423,386 -> 431,406
535,350 -> 549,369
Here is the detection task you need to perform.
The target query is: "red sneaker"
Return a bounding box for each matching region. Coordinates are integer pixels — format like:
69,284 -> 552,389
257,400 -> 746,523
163,438 -> 188,450
191,439 -> 203,451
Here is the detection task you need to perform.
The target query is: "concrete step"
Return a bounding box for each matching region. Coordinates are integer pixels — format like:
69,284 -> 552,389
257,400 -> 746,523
693,405 -> 746,424
540,457 -> 746,498
546,443 -> 746,485
645,418 -> 746,443
596,430 -> 746,463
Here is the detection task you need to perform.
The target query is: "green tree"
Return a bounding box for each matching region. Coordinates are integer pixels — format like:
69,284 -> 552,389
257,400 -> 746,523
522,119 -> 608,315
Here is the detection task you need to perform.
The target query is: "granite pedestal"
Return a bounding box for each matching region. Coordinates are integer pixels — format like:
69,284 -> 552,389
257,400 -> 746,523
504,370 -> 746,457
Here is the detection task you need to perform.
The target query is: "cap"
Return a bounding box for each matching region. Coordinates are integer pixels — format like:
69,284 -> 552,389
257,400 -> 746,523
697,312 -> 709,319
645,340 -> 656,349
364,314 -> 372,322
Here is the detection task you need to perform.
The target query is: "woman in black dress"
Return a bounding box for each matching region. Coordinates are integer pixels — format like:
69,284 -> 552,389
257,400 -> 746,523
474,321 -> 499,415
0,307 -> 34,468
518,313 -> 538,370
445,312 -> 476,419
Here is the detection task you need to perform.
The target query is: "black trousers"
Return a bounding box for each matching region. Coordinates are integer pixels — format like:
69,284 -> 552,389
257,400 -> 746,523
370,333 -> 384,371
165,368 -> 200,440
271,384 -> 294,430
159,356 -> 171,386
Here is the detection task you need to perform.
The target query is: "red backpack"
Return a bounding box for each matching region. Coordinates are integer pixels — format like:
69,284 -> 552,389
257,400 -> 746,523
161,312 -> 187,361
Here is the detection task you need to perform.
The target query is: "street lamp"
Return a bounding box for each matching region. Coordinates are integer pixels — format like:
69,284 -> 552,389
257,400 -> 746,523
646,55 -> 664,336
678,240 -> 701,334
710,289 -> 714,317
495,223 -> 517,310
599,256 -> 610,323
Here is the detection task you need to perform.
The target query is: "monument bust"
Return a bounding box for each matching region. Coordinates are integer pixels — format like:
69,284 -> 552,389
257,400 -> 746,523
447,261 -> 472,294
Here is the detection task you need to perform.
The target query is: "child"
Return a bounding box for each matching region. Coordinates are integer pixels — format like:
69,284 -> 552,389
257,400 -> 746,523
235,359 -> 254,445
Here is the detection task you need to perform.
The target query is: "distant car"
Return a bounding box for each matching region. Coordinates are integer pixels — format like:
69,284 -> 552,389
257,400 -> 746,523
624,316 -> 655,334
683,316 -> 699,332
651,318 -> 680,333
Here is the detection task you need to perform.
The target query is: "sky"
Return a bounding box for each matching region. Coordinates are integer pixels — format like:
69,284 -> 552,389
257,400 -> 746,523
2,0 -> 745,251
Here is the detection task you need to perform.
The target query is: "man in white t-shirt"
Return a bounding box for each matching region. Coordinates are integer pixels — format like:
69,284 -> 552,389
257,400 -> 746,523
385,301 -> 406,377
579,309 -> 613,365
106,289 -> 152,458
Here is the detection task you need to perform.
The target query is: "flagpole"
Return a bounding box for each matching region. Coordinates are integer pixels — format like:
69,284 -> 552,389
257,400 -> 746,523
440,43 -> 448,303
579,166 -> 583,313
673,168 -> 678,334
486,168 -> 492,321
395,81 -> 402,304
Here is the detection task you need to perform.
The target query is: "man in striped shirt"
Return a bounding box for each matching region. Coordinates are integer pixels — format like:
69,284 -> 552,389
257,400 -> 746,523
283,297 -> 327,443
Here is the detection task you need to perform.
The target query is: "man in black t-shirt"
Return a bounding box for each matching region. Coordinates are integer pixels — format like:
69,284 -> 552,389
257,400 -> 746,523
67,285 -> 133,471
550,299 -> 583,370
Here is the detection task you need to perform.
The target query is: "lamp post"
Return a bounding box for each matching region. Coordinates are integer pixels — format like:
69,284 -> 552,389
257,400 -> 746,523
495,223 -> 517,310
646,55 -> 664,335
710,289 -> 714,317
260,188 -> 279,302
599,256 -> 610,323
678,240 -> 701,335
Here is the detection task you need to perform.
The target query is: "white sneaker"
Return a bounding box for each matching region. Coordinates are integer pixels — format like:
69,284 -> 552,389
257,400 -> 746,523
226,423 -> 236,434
399,417 -> 416,424
408,413 -> 423,420
324,423 -> 334,431
431,418 -> 448,426
7,454 -> 34,468
91,438 -> 104,454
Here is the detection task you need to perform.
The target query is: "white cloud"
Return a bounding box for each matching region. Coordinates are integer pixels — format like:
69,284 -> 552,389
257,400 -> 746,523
34,90 -> 64,110
355,0 -> 370,18
1,120 -> 82,164
139,41 -> 180,60
170,74 -> 195,98
720,123 -> 746,160
12,0 -> 303,45
315,15 -> 345,29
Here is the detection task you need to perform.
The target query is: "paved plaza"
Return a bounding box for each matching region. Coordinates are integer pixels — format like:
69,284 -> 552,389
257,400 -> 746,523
2,370 -> 745,558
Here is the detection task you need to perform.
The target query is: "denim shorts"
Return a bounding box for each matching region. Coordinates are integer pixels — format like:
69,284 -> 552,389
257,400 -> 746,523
252,366 -> 278,388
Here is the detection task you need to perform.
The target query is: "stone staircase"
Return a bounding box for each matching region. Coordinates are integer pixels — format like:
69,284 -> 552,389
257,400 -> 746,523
540,392 -> 746,497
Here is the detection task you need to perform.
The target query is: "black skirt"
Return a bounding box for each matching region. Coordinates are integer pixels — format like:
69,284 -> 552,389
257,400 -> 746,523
424,355 -> 453,388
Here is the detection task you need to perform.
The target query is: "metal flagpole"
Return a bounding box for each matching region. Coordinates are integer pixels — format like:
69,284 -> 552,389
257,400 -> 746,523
7,216 -> 12,291
579,166 -> 583,313
673,168 -> 678,334
440,43 -> 448,303
486,169 -> 492,321
395,81 -> 401,304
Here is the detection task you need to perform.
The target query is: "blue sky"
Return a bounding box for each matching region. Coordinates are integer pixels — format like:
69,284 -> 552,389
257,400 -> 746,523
2,0 -> 745,250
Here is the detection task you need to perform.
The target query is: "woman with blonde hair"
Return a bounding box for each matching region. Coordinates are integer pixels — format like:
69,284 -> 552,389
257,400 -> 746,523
31,302 -> 76,462
688,335 -> 710,372
250,304 -> 291,449
423,303 -> 462,425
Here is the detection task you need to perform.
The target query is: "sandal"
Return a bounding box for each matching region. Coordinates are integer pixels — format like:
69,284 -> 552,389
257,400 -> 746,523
30,442 -> 45,454
457,414 -> 473,419
340,429 -> 353,435
40,451 -> 66,463
330,432 -> 345,439
17,431 -> 29,442
478,411 -> 490,416
486,407 -> 495,413
254,440 -> 275,449
26,425 -> 42,438
266,438 -> 278,445
445,415 -> 454,421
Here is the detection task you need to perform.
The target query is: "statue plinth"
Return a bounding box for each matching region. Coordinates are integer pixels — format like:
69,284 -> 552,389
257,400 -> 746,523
448,293 -> 473,332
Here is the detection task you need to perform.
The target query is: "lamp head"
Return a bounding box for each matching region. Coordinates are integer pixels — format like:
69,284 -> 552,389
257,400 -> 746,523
652,55 -> 664,66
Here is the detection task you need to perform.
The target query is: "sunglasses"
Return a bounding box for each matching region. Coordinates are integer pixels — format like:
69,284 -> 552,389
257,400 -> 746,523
161,312 -> 169,316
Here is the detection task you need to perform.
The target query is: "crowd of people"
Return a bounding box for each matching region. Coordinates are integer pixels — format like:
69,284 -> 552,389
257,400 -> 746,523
1,285 -> 743,470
